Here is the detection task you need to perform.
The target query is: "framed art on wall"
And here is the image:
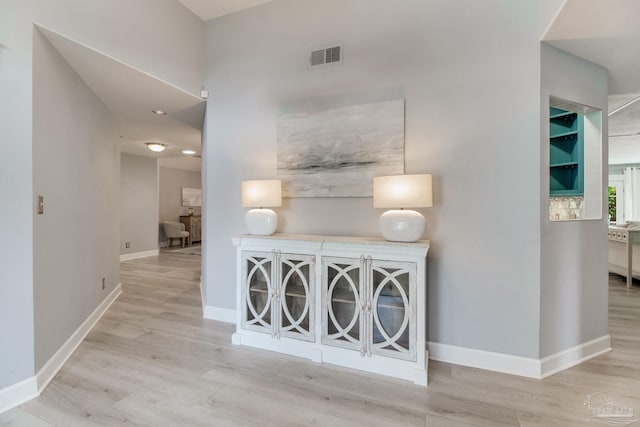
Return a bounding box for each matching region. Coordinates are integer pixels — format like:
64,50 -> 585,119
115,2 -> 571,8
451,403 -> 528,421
277,99 -> 405,197
181,187 -> 202,207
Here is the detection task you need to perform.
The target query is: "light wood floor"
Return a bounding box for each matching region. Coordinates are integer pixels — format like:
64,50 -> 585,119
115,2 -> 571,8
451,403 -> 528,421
2,254 -> 639,426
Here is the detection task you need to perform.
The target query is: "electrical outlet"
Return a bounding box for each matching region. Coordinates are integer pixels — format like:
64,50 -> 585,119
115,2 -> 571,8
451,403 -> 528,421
125,242 -> 131,248
102,278 -> 106,290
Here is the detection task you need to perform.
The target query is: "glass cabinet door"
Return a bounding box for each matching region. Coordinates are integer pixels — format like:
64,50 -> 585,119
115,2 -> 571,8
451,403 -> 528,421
322,257 -> 363,351
279,254 -> 315,341
242,252 -> 273,334
370,261 -> 416,361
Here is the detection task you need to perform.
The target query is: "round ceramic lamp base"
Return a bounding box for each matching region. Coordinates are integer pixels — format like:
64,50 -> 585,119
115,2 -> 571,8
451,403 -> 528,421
245,208 -> 278,236
379,209 -> 426,242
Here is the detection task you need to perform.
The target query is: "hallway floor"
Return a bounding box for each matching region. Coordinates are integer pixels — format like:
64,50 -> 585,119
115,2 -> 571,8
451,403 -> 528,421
2,254 -> 639,426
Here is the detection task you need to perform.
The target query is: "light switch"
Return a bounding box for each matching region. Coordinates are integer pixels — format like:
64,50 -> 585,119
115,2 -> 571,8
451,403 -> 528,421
37,195 -> 44,214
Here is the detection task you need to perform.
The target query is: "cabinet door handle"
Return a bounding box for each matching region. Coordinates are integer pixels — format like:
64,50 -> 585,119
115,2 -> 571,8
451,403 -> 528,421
272,287 -> 277,338
366,256 -> 372,357
366,299 -> 372,357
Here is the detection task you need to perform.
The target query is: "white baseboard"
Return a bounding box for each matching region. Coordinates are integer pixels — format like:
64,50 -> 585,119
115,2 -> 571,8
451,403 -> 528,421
35,284 -> 122,392
203,306 -> 235,323
540,335 -> 611,379
428,341 -> 541,378
0,376 -> 38,414
0,284 -> 122,414
199,280 -> 206,312
428,335 -> 612,379
120,250 -> 159,262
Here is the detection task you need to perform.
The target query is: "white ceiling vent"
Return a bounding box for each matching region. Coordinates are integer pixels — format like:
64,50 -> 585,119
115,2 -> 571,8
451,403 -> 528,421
310,44 -> 343,68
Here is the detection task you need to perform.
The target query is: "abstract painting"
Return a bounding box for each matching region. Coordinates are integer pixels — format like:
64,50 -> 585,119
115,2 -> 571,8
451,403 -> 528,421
277,99 -> 405,197
181,187 -> 202,207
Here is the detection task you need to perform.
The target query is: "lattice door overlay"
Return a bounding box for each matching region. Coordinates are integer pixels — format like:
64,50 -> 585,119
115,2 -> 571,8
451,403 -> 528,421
243,255 -> 273,333
323,260 -> 362,351
322,257 -> 416,361
279,256 -> 314,341
371,266 -> 412,359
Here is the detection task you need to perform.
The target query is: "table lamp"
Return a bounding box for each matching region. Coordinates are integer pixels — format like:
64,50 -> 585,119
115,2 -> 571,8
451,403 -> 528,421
241,180 -> 282,236
373,174 -> 433,242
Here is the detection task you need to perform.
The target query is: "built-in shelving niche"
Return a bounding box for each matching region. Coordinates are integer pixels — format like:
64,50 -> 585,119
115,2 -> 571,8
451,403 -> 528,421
548,97 -> 603,221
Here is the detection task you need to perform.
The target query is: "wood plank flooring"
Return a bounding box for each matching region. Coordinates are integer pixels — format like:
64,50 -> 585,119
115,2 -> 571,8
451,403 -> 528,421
1,254 -> 639,426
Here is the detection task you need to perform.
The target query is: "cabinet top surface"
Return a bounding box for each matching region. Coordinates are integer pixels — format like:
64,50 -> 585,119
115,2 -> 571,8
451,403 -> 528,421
233,233 -> 430,249
609,224 -> 640,233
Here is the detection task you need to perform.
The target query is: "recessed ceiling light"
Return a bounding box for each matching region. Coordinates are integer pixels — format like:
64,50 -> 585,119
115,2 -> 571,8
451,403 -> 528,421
145,142 -> 167,152
181,150 -> 197,155
152,109 -> 167,116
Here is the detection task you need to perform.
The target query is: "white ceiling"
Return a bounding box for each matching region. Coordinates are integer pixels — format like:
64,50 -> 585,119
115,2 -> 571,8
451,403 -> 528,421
543,0 -> 640,165
176,0 -> 272,21
609,94 -> 640,164
36,24 -> 204,168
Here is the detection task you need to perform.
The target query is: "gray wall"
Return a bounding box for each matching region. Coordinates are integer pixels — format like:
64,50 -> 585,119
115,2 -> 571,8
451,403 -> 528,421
0,0 -> 36,390
539,43 -> 609,357
203,0 -> 543,357
0,0 -> 204,390
121,153 -> 159,256
33,29 -> 120,370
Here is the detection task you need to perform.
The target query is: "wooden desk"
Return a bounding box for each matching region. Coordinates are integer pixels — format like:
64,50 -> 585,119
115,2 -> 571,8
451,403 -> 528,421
179,215 -> 201,246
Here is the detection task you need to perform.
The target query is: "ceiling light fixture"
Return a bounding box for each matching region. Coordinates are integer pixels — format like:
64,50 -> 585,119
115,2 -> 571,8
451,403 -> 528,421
145,142 -> 167,152
181,150 -> 197,155
152,109 -> 167,116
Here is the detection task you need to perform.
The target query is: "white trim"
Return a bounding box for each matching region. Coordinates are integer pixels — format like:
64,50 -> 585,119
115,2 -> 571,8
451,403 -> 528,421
199,279 -> 206,312
0,377 -> 38,414
540,0 -> 569,40
35,284 -> 122,392
120,249 -> 159,262
428,341 -> 541,378
35,23 -> 202,101
0,284 -> 122,414
540,335 -> 611,379
428,335 -> 612,379
203,306 -> 235,323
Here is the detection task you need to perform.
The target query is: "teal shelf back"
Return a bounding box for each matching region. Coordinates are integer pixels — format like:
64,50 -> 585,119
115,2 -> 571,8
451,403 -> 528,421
549,107 -> 583,196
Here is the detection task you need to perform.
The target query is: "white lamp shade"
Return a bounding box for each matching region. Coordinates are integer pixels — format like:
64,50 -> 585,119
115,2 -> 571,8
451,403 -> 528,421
373,174 -> 433,208
241,180 -> 282,208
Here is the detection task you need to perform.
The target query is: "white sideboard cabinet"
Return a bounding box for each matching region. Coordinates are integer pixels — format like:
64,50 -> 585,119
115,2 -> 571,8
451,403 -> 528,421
232,234 -> 430,386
